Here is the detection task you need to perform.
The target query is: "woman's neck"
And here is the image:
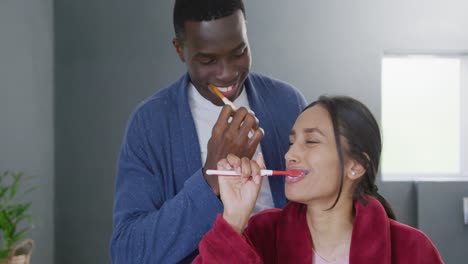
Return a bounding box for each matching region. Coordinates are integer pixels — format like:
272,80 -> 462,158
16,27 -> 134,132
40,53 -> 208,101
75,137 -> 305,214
306,197 -> 354,262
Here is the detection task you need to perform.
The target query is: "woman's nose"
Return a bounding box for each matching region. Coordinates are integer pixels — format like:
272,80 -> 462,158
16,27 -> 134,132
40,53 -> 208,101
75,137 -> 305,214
285,144 -> 300,165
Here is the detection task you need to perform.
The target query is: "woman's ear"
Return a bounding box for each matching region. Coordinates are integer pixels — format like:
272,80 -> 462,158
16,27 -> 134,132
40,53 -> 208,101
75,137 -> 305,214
346,155 -> 368,180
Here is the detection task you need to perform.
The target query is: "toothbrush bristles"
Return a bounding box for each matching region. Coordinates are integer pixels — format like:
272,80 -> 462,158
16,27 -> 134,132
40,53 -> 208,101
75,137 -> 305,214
286,169 -> 304,177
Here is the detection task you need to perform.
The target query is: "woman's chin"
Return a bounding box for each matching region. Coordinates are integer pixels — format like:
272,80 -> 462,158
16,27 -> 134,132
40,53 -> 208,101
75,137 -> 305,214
285,190 -> 303,203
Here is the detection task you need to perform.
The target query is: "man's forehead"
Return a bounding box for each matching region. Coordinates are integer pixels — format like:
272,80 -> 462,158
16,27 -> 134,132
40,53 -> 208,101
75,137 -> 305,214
184,22 -> 248,51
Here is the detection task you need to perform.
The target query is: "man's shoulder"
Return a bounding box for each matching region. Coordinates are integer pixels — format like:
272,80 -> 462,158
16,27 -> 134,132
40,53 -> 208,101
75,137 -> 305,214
248,72 -> 305,101
132,74 -> 187,118
248,72 -> 298,92
248,72 -> 307,109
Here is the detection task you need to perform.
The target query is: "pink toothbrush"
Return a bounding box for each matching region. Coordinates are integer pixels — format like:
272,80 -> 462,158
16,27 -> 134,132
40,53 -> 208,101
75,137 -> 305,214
206,169 -> 305,177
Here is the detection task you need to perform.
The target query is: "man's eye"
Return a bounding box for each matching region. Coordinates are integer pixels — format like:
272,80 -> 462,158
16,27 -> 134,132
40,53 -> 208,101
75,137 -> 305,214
306,141 -> 319,144
232,48 -> 246,57
198,58 -> 215,65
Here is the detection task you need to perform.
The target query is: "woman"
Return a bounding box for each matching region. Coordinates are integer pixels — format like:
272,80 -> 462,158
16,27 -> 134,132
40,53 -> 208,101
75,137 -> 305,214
194,96 -> 443,264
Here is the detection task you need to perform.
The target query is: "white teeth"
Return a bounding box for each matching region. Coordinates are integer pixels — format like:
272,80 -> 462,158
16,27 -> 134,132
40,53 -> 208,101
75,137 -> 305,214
217,85 -> 233,92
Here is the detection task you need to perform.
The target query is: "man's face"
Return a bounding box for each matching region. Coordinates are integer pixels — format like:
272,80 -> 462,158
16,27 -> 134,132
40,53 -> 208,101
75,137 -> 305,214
173,10 -> 251,105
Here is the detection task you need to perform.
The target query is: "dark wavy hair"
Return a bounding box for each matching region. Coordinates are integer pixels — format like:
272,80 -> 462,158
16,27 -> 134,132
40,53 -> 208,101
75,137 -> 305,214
173,0 -> 246,42
303,95 -> 396,220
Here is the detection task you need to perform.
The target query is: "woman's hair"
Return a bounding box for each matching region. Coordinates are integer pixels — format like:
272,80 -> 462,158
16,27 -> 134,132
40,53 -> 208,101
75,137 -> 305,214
303,95 -> 396,220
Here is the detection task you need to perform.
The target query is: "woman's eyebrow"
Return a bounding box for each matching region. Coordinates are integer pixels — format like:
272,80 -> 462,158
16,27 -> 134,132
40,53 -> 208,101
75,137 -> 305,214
303,127 -> 325,136
289,127 -> 325,136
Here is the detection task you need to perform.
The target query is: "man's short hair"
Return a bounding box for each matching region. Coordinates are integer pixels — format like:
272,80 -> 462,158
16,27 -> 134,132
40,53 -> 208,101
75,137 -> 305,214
173,0 -> 246,41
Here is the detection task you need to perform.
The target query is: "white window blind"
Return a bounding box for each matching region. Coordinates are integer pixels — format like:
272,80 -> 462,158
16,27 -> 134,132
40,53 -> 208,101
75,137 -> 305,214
381,54 -> 468,181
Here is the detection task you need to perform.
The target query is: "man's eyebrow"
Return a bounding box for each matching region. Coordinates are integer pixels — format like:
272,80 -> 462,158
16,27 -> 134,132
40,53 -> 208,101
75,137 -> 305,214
194,43 -> 247,58
231,42 -> 247,52
194,52 -> 215,58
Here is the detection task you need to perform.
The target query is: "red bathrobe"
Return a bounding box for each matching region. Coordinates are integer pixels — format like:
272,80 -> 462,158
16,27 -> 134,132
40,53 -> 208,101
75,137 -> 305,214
194,196 -> 443,263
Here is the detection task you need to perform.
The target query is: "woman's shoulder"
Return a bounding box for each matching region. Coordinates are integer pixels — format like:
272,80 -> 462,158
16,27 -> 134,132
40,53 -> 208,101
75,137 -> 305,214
243,203 -> 305,260
248,208 -> 284,230
247,202 -> 303,235
389,220 -> 444,263
389,220 -> 432,244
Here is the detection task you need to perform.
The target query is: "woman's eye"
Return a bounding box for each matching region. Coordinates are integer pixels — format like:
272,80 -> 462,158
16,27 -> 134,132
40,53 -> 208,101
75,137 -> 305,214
306,141 -> 319,144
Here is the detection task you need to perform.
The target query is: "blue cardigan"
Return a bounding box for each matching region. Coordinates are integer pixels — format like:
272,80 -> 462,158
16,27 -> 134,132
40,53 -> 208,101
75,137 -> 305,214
111,73 -> 307,263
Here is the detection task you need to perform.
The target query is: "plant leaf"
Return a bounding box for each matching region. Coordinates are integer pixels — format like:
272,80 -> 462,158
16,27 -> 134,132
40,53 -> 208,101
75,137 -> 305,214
0,171 -> 34,256
12,228 -> 29,244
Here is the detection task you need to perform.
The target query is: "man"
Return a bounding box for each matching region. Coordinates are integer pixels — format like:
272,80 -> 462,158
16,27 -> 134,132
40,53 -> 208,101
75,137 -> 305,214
110,0 -> 306,263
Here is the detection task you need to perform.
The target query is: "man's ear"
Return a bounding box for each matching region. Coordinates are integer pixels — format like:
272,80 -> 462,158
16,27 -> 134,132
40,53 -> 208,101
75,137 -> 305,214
172,38 -> 185,62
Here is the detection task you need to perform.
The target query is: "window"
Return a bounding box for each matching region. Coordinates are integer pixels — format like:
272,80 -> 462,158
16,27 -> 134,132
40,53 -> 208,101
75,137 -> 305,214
381,54 -> 468,181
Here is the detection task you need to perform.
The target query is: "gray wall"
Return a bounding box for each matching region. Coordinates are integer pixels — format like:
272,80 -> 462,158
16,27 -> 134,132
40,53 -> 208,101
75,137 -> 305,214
53,0 -> 468,264
54,1 -> 181,264
0,0 -> 54,264
417,183 -> 468,262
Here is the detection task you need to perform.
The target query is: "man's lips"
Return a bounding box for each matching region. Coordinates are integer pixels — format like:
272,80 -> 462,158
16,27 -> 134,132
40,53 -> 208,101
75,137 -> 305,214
211,82 -> 238,98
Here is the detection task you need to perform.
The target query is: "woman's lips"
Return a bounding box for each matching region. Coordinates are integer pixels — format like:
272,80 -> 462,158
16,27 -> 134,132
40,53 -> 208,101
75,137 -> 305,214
285,169 -> 309,183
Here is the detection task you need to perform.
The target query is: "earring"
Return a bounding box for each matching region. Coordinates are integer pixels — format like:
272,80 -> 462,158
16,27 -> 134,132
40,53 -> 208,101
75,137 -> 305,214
351,171 -> 356,176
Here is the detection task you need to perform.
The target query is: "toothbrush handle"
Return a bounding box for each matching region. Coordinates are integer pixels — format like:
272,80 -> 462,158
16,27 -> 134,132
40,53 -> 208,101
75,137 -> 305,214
222,98 -> 238,111
206,169 -> 274,176
206,170 -> 239,176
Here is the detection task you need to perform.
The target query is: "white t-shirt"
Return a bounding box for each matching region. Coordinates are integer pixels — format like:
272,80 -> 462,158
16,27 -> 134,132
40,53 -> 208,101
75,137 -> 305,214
188,83 -> 274,214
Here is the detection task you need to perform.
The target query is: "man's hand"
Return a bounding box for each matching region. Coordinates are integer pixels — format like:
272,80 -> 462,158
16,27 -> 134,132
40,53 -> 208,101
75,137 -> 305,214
203,105 -> 264,195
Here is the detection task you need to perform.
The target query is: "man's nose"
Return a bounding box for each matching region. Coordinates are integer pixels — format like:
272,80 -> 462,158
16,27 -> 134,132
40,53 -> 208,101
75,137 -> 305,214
215,60 -> 238,82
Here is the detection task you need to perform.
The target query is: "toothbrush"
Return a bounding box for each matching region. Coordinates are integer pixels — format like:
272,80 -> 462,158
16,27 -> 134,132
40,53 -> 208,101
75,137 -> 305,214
210,84 -> 238,111
210,84 -> 264,137
206,169 -> 305,177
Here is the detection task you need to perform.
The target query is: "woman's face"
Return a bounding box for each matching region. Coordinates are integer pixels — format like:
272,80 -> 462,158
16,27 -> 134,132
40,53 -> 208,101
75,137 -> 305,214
285,105 -> 344,205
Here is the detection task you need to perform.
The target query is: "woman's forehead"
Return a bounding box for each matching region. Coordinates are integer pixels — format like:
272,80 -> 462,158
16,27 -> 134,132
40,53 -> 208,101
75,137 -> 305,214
294,105 -> 333,131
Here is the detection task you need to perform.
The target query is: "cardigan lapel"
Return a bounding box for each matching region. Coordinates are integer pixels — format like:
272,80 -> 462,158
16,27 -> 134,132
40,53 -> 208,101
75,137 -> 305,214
245,76 -> 287,208
175,73 -> 203,176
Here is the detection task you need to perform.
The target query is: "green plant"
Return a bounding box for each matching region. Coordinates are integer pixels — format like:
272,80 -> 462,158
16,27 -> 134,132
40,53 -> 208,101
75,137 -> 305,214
0,171 -> 34,259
